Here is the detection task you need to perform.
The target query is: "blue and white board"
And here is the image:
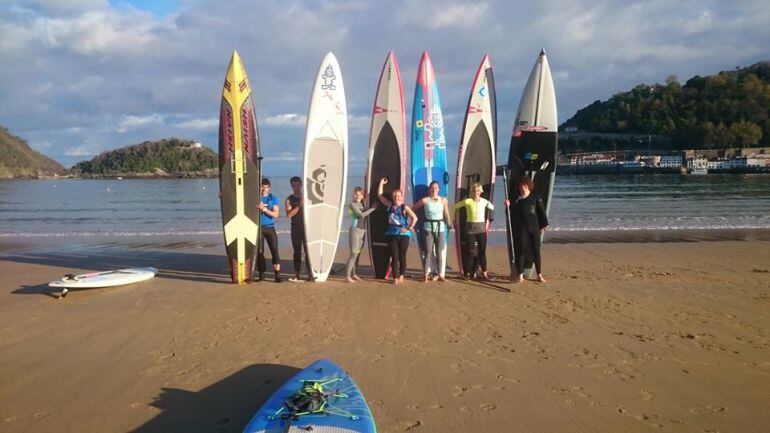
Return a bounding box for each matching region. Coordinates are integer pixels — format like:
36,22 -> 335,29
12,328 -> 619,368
410,51 -> 448,272
243,359 -> 376,433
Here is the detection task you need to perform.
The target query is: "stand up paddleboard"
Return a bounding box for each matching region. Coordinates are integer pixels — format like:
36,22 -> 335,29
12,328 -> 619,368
303,52 -> 348,282
454,55 -> 497,276
411,51 -> 448,273
366,51 -> 406,279
49,267 -> 157,298
219,50 -> 261,284
242,359 -> 376,433
506,49 -> 557,278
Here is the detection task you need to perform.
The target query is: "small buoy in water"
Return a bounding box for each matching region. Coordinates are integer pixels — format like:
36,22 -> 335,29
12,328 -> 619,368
202,186 -> 206,190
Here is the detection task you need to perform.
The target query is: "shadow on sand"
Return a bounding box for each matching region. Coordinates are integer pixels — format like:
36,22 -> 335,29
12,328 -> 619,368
132,363 -> 301,433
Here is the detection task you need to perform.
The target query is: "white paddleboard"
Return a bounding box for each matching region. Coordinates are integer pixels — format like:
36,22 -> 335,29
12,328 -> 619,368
49,267 -> 157,289
302,52 -> 348,282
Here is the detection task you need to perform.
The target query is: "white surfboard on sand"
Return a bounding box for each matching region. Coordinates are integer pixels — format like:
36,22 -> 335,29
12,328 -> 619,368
302,52 -> 348,282
49,267 -> 157,289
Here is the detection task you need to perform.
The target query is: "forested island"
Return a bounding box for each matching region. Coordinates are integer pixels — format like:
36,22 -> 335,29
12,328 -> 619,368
560,61 -> 770,153
71,138 -> 217,178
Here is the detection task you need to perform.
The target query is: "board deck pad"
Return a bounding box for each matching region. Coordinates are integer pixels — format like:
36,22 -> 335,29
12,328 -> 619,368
368,123 -> 402,279
454,55 -> 496,277
219,51 -> 260,284
242,359 -> 376,433
505,50 -> 558,278
366,51 -> 406,280
303,53 -> 348,282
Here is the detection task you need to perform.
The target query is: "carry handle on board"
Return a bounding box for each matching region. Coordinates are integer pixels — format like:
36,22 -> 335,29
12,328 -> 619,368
230,157 -> 248,174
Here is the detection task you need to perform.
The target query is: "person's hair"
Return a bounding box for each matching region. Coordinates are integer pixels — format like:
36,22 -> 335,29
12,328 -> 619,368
392,188 -> 403,196
290,176 -> 301,185
518,177 -> 534,190
353,186 -> 364,194
429,181 -> 440,189
470,182 -> 483,192
261,178 -> 271,186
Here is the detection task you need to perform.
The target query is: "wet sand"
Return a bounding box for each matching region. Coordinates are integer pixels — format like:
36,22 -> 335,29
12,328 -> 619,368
1,235 -> 769,433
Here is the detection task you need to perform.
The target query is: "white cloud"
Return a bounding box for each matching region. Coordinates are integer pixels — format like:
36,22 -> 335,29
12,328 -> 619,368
174,117 -> 218,131
117,114 -> 165,133
64,144 -> 95,156
264,113 -> 308,127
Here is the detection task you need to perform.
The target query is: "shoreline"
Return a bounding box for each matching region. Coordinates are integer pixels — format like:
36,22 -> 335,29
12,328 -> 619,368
2,227 -> 769,251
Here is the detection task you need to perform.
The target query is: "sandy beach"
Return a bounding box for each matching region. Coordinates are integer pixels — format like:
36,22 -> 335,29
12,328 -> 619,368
1,234 -> 769,433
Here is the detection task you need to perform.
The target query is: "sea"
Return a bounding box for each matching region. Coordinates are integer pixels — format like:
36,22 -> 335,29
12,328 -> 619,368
1,175 -> 769,243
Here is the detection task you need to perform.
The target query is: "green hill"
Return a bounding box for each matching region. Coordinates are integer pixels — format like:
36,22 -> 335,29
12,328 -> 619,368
561,61 -> 770,152
0,126 -> 65,178
71,138 -> 217,177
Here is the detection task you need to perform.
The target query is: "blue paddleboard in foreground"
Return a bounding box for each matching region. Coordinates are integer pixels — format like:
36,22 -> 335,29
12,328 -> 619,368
243,359 -> 376,433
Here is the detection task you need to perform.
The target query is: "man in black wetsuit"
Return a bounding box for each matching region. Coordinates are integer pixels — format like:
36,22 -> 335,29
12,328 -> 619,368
285,176 -> 314,282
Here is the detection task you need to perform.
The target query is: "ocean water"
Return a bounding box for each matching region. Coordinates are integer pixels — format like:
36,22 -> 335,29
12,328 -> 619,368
1,175 -> 769,238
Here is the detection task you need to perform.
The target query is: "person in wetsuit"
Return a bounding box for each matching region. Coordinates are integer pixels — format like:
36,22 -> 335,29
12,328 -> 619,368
452,182 -> 495,280
285,176 -> 313,282
506,177 -> 549,283
257,178 -> 282,283
345,186 -> 376,283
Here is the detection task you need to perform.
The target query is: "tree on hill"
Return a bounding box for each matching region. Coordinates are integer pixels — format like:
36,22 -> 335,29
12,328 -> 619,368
561,62 -> 770,151
72,138 -> 217,175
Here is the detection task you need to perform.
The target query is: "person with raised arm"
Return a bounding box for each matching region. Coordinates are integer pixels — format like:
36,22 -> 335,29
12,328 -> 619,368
378,178 -> 417,284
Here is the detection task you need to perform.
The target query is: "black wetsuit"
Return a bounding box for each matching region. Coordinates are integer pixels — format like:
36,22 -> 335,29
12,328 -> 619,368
510,194 -> 548,275
288,194 -> 312,278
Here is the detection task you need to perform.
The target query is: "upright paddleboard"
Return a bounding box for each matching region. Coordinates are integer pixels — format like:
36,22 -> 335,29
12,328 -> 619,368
411,51 -> 448,272
454,55 -> 497,276
303,52 -> 348,282
219,50 -> 261,284
49,267 -> 157,289
506,49 -> 558,278
366,51 -> 406,279
242,359 -> 377,433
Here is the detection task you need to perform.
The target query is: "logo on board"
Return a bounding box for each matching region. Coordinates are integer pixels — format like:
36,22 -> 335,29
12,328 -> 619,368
307,165 -> 327,204
321,65 -> 336,91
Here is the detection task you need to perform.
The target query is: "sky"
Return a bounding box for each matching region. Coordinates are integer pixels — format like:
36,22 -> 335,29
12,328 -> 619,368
1,0 -> 768,172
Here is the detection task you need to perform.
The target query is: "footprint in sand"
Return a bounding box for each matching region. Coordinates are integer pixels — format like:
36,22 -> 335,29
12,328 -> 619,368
640,389 -> 655,401
33,412 -> 49,420
479,403 -> 496,410
634,412 -> 663,428
404,420 -> 422,431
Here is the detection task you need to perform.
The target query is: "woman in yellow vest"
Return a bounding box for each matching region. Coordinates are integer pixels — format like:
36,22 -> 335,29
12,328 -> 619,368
452,182 -> 494,280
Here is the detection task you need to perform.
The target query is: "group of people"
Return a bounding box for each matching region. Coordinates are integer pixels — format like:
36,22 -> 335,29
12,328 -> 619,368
255,176 -> 549,284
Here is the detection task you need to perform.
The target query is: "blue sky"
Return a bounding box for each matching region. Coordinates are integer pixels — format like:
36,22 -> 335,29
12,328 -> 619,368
109,0 -> 180,17
1,0 -> 768,172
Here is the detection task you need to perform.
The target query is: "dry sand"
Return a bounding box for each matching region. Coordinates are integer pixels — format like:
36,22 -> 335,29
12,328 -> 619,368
1,236 -> 769,432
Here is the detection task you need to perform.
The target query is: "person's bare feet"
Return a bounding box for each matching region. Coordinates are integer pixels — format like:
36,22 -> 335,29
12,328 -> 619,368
392,278 -> 398,284
536,274 -> 547,283
352,275 -> 362,281
431,275 -> 439,281
437,275 -> 445,282
398,275 -> 405,284
480,272 -> 491,281
346,277 -> 356,283
423,275 -> 429,283
515,274 -> 524,283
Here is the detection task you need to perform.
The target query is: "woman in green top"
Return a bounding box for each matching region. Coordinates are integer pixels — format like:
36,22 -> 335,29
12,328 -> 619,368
452,182 -> 494,280
345,187 -> 376,283
412,181 -> 452,282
